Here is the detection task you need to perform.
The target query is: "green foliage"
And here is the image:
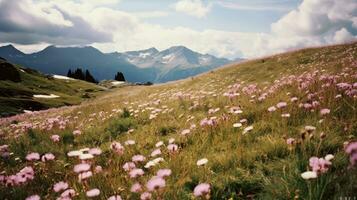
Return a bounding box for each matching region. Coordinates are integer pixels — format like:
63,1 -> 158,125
106,117 -> 136,139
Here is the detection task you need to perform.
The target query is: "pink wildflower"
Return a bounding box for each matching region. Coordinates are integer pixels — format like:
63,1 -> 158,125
181,129 -> 191,135
132,155 -> 146,163
320,108 -> 330,116
26,152 -> 40,161
286,138 -> 295,145
73,163 -> 90,173
309,156 -> 331,173
130,182 -> 142,193
110,142 -> 124,155
53,181 -> 69,192
78,171 -> 93,181
51,135 -> 60,142
146,176 -> 165,191
345,141 -> 357,167
41,153 -> 55,162
167,144 -> 178,152
193,183 -> 211,197
26,195 -> 40,200
129,168 -> 144,178
89,148 -> 102,155
151,149 -> 162,157
72,130 -> 81,136
268,106 -> 276,112
276,102 -> 287,108
156,169 -> 172,178
86,188 -> 100,197
123,162 -> 136,172
60,189 -> 76,198
140,192 -> 152,200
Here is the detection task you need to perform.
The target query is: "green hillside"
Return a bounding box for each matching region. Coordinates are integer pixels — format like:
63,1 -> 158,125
0,58 -> 105,117
0,42 -> 356,199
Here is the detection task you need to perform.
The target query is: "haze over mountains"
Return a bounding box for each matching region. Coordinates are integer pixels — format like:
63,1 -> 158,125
0,44 -> 239,83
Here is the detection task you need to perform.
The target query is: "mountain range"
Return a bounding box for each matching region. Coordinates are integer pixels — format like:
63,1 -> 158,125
0,45 -> 240,83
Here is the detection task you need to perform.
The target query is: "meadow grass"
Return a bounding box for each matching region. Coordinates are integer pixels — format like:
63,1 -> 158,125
0,42 -> 356,199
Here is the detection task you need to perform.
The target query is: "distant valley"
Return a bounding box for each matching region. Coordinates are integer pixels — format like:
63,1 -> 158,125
0,45 -> 241,83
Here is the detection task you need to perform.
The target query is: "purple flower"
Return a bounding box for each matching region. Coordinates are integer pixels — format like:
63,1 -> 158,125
140,192 -> 152,200
132,155 -> 146,163
345,141 -> 357,167
320,108 -> 330,116
309,156 -> 331,173
26,152 -> 40,161
86,188 -> 100,197
73,163 -> 90,173
51,135 -> 60,142
25,195 -> 40,200
41,153 -> 55,162
129,168 -> 144,178
123,162 -> 136,172
276,102 -> 287,109
150,149 -> 162,157
130,182 -> 142,193
286,138 -> 295,145
156,169 -> 172,178
146,176 -> 165,191
73,130 -> 81,136
89,148 -> 102,155
167,144 -> 178,152
53,181 -> 68,192
110,142 -> 124,155
193,183 -> 211,197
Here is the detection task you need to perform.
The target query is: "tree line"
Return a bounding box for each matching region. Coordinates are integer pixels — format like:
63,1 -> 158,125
67,68 -> 126,83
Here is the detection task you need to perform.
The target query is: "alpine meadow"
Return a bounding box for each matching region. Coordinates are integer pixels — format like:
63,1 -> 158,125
0,0 -> 356,200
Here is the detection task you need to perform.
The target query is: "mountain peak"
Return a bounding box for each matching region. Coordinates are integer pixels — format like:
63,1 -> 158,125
125,47 -> 159,56
1,44 -> 19,51
0,44 -> 25,56
36,45 -> 103,56
168,45 -> 189,51
146,47 -> 158,52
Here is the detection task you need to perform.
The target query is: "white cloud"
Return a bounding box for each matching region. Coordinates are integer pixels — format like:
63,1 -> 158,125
133,11 -> 169,19
217,1 -> 292,11
94,25 -> 256,59
78,0 -> 121,7
1,0 -> 356,60
254,0 -> 357,57
173,0 -> 211,18
333,28 -> 356,43
0,0 -> 112,45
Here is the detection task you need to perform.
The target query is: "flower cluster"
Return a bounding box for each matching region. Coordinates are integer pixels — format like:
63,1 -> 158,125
0,166 -> 35,186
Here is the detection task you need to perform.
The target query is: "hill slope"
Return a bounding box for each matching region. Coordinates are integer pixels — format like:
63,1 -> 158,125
0,42 -> 356,199
0,58 -> 105,117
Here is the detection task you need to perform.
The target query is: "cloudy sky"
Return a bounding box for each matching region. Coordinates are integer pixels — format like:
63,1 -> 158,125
0,0 -> 356,59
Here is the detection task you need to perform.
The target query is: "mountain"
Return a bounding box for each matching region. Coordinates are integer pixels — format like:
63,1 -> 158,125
0,44 -> 25,58
0,45 -> 234,83
119,46 -> 231,82
0,45 -> 155,82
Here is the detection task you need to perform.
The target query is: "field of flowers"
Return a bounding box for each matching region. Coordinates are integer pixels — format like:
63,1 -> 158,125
0,42 -> 356,200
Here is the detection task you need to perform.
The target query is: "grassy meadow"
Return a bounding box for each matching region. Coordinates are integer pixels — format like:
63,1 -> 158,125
0,42 -> 356,200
